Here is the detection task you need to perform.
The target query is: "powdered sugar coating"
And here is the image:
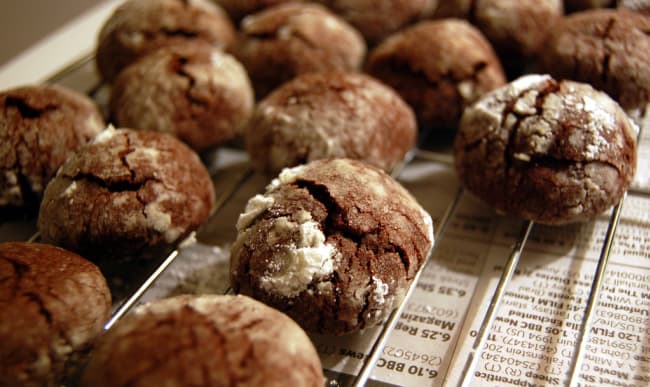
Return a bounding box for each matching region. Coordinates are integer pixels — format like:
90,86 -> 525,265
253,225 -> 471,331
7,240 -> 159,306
256,217 -> 338,297
455,74 -> 637,224
233,164 -> 338,297
371,276 -> 390,305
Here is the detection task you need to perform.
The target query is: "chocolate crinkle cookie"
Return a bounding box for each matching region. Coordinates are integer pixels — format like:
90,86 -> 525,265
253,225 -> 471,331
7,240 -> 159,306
470,0 -> 564,60
244,71 -> 417,174
314,0 -> 437,45
0,242 -> 111,386
96,0 -> 236,83
231,159 -> 434,335
81,294 -> 324,387
429,0 -> 563,64
37,128 -> 215,261
0,84 -> 104,212
541,9 -> 650,112
110,42 -> 254,151
454,74 -> 638,225
231,2 -> 366,98
366,19 -> 506,132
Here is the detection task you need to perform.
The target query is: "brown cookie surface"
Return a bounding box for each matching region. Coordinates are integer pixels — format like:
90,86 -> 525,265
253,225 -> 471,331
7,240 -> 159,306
110,42 -> 254,151
0,84 -> 104,211
231,159 -> 434,335
428,0 -> 563,67
244,71 -> 416,174
454,74 -> 637,224
471,0 -> 563,59
315,0 -> 436,44
541,9 -> 650,111
0,242 -> 111,386
366,19 -> 506,131
81,294 -> 324,387
231,2 -> 366,97
37,128 -> 215,261
96,0 -> 236,82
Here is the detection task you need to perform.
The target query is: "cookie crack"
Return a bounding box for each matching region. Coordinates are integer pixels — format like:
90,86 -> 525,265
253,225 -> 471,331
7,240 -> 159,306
284,26 -> 319,51
24,291 -> 53,326
527,156 -> 620,177
120,135 -> 137,182
293,179 -> 364,243
389,212 -> 428,277
356,253 -> 374,329
21,289 -> 70,375
244,30 -> 277,40
71,173 -> 148,193
600,17 -> 616,87
172,55 -> 209,111
503,80 -> 560,203
185,308 -> 238,385
5,96 -> 58,119
4,120 -> 38,206
224,317 -> 262,386
1,256 -> 29,297
120,310 -> 230,386
159,28 -> 199,40
502,105 -> 528,200
379,57 -> 440,89
239,317 -> 265,333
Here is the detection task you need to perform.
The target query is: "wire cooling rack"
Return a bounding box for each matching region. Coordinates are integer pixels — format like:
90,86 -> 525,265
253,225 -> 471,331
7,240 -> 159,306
4,53 -> 648,387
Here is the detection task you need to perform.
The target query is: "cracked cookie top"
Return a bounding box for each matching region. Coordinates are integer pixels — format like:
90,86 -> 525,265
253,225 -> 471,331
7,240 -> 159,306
96,0 -> 236,82
81,294 -> 324,387
0,242 -> 111,386
541,8 -> 650,111
37,127 -> 215,261
366,19 -> 506,132
0,84 -> 105,212
454,74 -> 638,224
244,71 -> 416,174
231,2 -> 366,98
110,41 -> 254,151
231,159 -> 434,335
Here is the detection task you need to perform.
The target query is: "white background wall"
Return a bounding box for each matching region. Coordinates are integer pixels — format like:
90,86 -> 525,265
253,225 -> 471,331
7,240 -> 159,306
0,0 -> 105,66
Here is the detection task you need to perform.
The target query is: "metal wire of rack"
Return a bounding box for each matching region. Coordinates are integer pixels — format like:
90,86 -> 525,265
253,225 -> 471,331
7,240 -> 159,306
9,53 -> 647,387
